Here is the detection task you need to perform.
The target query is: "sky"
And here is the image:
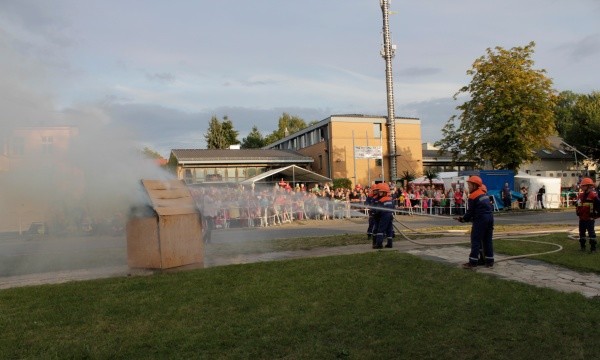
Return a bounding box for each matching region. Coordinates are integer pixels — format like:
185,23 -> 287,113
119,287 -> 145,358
1,0 -> 600,158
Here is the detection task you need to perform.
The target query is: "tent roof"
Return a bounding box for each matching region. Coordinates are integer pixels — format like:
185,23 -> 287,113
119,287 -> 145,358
170,149 -> 313,165
410,176 -> 444,185
239,165 -> 331,185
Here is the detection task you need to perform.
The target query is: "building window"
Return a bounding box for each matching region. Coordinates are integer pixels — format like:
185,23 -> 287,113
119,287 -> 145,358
42,136 -> 54,154
226,168 -> 236,181
195,169 -> 206,182
184,169 -> 193,184
373,124 -> 382,139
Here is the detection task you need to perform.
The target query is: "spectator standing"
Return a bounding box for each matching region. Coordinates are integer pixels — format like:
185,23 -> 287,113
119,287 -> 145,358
502,182 -> 512,210
537,185 -> 546,209
519,186 -> 528,209
453,187 -> 464,215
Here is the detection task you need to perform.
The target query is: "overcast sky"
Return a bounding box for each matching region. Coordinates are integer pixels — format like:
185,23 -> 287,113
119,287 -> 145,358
2,0 -> 599,157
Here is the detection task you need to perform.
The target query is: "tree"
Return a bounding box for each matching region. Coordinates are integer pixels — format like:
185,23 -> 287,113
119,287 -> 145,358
204,115 -> 239,149
435,42 -> 557,171
423,169 -> 439,186
398,170 -> 416,184
333,178 -> 352,190
141,147 -> 163,159
221,116 -> 240,146
554,90 -> 579,136
241,126 -> 266,149
555,91 -> 600,162
264,113 -> 308,145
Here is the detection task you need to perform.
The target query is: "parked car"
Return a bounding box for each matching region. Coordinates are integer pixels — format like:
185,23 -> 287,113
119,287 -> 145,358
27,222 -> 48,235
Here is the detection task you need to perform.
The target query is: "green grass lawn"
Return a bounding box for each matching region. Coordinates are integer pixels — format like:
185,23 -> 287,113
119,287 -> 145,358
2,246 -> 600,359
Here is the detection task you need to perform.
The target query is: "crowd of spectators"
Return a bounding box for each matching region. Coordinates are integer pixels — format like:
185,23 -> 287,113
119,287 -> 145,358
189,181 -> 469,229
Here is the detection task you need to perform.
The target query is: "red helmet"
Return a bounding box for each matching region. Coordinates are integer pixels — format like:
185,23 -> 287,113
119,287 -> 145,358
378,183 -> 391,194
581,177 -> 595,186
467,175 -> 483,187
370,184 -> 380,195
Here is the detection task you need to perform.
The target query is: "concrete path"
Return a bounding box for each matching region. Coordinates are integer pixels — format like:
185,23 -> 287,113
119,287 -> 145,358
405,245 -> 600,298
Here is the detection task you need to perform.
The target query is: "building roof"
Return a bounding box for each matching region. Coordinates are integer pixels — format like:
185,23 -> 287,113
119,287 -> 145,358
264,114 -> 420,149
422,149 -> 454,162
239,165 -> 331,185
534,136 -> 588,161
170,149 -> 313,165
421,136 -> 587,163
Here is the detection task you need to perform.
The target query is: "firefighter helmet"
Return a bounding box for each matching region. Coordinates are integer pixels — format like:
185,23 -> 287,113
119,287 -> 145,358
466,175 -> 483,187
581,177 -> 595,186
378,183 -> 390,194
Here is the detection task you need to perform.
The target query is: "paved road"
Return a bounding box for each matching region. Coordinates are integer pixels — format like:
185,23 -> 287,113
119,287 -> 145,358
211,209 -> 575,243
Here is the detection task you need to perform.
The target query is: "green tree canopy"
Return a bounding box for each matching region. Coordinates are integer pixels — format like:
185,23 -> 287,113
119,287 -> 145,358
241,126 -> 266,149
423,169 -> 439,186
264,113 -> 308,145
204,115 -> 240,149
555,91 -> 600,161
435,42 -> 557,171
140,147 -> 163,159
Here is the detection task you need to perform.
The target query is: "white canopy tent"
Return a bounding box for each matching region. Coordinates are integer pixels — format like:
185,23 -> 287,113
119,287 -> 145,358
515,173 -> 562,209
409,176 -> 444,186
239,165 -> 331,187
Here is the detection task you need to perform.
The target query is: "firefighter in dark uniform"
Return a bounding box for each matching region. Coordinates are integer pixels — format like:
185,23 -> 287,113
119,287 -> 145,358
456,176 -> 495,268
576,177 -> 600,253
374,183 -> 395,249
366,184 -> 380,247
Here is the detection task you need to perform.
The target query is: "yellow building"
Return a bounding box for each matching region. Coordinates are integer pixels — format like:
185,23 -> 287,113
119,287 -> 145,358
0,126 -> 80,232
0,126 -> 78,172
265,114 -> 423,187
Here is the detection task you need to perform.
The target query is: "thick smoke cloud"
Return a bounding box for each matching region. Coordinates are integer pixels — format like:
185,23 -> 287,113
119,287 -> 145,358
0,31 -> 172,233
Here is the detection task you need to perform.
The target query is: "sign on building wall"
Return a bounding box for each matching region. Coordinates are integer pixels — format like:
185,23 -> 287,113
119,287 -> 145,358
354,146 -> 382,159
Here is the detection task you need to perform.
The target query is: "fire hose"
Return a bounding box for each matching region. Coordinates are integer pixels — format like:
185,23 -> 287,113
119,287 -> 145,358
351,204 -> 566,262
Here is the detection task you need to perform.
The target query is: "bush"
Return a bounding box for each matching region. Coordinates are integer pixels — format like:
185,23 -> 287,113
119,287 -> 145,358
333,178 -> 352,190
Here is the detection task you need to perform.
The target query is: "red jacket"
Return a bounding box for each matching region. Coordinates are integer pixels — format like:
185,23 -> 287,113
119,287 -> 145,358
576,190 -> 600,221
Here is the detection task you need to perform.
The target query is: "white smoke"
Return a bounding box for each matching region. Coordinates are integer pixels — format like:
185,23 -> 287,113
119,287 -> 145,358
0,29 -> 173,234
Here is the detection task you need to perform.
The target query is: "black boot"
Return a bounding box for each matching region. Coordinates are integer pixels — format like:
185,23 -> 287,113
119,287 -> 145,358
384,238 -> 393,248
579,238 -> 587,252
590,238 -> 597,253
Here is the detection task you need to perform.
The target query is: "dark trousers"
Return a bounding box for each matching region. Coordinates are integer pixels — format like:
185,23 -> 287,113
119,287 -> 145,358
367,214 -> 377,235
375,211 -> 394,247
468,216 -> 494,265
579,219 -> 596,239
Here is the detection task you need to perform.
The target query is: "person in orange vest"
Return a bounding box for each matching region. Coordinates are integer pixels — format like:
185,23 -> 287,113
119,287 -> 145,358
373,183 -> 395,249
455,175 -> 495,268
366,183 -> 380,247
576,177 -> 600,253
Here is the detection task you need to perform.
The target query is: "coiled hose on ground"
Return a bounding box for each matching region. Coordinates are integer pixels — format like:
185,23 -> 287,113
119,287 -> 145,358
390,215 -> 568,263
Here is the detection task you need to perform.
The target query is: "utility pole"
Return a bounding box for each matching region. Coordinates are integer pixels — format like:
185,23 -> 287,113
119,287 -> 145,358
380,0 -> 397,182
